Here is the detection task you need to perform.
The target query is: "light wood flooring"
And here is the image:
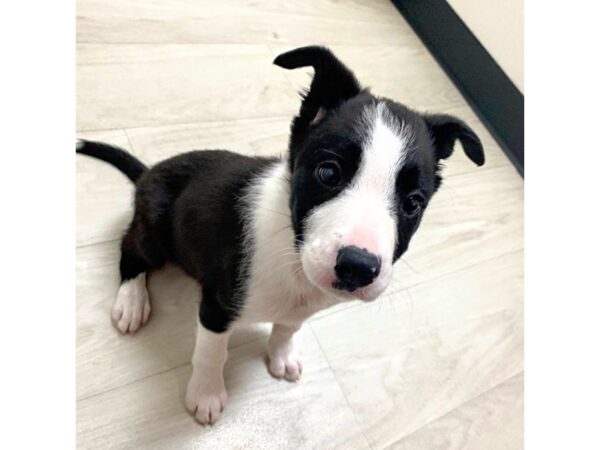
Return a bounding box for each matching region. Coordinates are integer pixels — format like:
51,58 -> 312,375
76,1 -> 524,448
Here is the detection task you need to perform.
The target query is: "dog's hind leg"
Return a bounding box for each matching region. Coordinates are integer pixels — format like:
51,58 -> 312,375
112,270 -> 150,334
111,221 -> 165,334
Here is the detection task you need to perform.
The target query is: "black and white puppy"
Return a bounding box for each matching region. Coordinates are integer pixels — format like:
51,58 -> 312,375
77,46 -> 484,425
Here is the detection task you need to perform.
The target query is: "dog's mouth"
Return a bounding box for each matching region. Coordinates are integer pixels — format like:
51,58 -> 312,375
330,280 -> 375,301
301,263 -> 389,302
331,279 -> 358,293
321,273 -> 385,302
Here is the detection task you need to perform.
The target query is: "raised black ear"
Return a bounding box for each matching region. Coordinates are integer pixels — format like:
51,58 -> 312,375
274,46 -> 361,142
425,114 -> 485,166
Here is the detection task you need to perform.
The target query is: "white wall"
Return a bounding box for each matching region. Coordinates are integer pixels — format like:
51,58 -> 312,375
447,0 -> 523,92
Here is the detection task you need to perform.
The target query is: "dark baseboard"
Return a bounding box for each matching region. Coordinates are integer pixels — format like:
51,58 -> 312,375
390,0 -> 524,176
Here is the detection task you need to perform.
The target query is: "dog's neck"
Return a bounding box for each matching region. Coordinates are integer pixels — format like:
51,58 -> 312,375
245,160 -> 305,286
239,160 -> 339,323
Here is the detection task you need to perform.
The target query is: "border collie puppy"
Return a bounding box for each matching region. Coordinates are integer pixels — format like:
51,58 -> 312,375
77,46 -> 484,425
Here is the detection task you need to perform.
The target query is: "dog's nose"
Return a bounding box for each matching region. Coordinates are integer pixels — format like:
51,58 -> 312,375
334,246 -> 381,291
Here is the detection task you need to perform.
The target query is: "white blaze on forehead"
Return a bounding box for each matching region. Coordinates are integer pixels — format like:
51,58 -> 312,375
354,102 -> 413,200
300,103 -> 412,299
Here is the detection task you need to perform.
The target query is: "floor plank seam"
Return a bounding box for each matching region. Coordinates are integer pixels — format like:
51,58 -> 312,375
122,128 -> 136,156
75,114 -> 296,134
76,25 -> 417,47
77,359 -> 187,403
76,237 -> 120,250
77,117 -> 288,134
75,40 -> 416,47
77,335 -> 269,402
308,322 -> 375,450
377,245 -> 524,298
382,370 -> 524,449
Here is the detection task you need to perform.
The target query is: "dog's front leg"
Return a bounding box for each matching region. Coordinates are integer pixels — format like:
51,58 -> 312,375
185,320 -> 231,425
267,322 -> 304,382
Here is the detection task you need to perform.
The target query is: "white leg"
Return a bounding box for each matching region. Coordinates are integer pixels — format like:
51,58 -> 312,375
267,323 -> 303,382
111,273 -> 151,334
185,322 -> 231,425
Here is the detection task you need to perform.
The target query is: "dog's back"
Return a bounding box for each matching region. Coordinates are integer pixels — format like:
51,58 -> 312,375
78,142 -> 277,282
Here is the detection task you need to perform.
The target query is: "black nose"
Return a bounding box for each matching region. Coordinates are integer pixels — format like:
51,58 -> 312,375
334,246 -> 381,292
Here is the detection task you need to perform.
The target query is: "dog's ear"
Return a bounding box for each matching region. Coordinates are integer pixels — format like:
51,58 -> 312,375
424,114 -> 485,166
274,46 -> 361,145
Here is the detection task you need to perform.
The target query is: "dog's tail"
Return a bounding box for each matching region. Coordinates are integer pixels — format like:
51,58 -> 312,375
76,140 -> 147,182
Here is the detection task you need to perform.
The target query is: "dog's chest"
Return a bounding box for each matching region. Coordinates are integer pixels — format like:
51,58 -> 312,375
240,272 -> 333,325
238,160 -> 341,325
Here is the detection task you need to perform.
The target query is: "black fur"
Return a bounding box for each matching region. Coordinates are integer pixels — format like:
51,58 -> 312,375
77,140 -> 147,182
273,46 -> 362,169
425,113 -> 485,166
275,48 -> 483,260
78,143 -> 276,332
77,45 -> 485,334
424,113 -> 485,191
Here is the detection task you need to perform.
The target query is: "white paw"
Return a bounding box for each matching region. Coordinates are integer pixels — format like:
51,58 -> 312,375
268,352 -> 303,382
185,367 -> 227,425
111,273 -> 151,334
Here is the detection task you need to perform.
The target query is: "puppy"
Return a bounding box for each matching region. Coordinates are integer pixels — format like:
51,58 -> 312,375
77,46 -> 484,425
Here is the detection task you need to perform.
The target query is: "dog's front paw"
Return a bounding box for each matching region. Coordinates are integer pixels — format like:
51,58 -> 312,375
268,352 -> 303,382
185,367 -> 227,425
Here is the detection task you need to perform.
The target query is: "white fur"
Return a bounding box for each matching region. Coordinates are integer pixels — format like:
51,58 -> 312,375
237,161 -> 340,326
267,323 -> 303,381
357,102 -> 412,200
301,102 -> 413,301
184,104 -> 412,423
185,162 -> 333,425
111,273 -> 151,334
185,323 -> 231,425
237,103 -> 412,312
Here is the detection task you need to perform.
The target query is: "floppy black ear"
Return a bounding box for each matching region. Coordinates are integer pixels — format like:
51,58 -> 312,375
274,46 -> 361,147
425,114 -> 485,166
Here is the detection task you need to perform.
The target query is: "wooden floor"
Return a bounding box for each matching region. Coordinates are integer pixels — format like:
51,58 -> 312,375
76,1 -> 524,448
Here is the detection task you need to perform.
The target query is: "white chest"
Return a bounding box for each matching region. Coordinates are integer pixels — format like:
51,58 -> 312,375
239,266 -> 336,326
235,160 -> 343,327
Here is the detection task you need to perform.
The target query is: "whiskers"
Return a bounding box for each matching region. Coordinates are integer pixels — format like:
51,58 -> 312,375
371,274 -> 416,316
254,204 -> 291,218
263,248 -> 299,265
251,224 -> 294,256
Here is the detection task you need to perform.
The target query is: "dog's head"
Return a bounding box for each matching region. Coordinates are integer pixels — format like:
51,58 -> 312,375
274,46 -> 484,302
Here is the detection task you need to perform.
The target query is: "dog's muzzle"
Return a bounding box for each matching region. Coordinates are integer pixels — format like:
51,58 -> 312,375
333,245 -> 381,292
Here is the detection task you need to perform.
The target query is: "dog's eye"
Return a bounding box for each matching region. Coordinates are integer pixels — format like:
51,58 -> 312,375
403,193 -> 425,216
315,161 -> 342,188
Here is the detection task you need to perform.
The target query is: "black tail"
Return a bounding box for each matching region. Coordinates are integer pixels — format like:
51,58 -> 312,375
76,140 -> 147,182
